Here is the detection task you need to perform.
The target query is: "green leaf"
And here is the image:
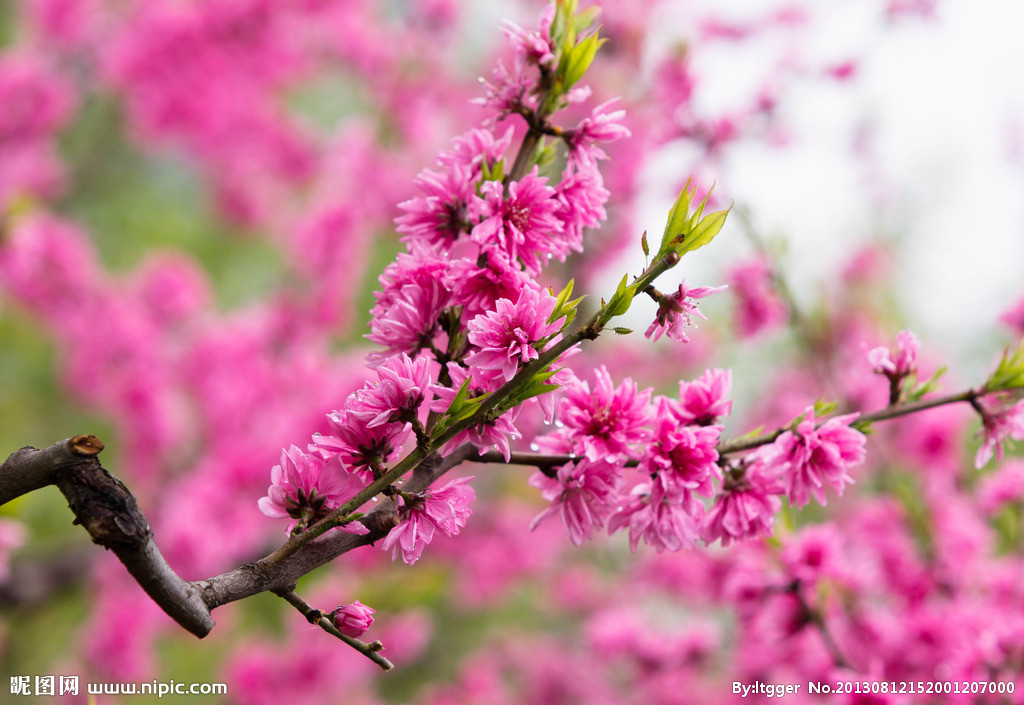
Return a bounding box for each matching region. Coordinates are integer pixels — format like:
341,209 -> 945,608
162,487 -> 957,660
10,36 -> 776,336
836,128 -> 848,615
660,178 -> 695,253
641,230 -> 649,257
572,6 -> 601,35
549,279 -> 575,322
813,398 -> 838,418
906,366 -> 947,402
480,156 -> 504,182
850,418 -> 874,434
551,0 -> 578,50
612,327 -> 632,335
548,279 -> 587,330
676,207 -> 730,256
561,32 -> 604,90
986,339 -> 1024,392
658,179 -> 731,259
605,274 -> 634,318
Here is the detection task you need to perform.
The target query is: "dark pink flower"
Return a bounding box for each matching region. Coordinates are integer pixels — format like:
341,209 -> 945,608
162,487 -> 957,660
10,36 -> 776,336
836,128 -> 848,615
448,251 -> 534,318
645,281 -> 726,343
975,397 -> 1024,468
348,353 -> 439,429
258,446 -> 368,534
608,476 -> 702,553
382,477 -> 476,565
311,409 -> 410,479
555,164 -> 609,251
366,250 -> 451,361
558,366 -> 651,462
668,368 -> 733,426
780,524 -> 841,584
530,459 -> 620,546
476,57 -> 537,114
868,329 -> 919,378
502,7 -> 555,68
396,164 -> 475,251
702,455 -> 784,546
471,169 -> 566,275
640,402 -> 722,497
0,53 -> 76,144
978,460 -> 1024,514
465,287 -> 562,382
437,126 -> 515,175
330,600 -> 375,638
565,99 -> 631,165
767,408 -> 867,508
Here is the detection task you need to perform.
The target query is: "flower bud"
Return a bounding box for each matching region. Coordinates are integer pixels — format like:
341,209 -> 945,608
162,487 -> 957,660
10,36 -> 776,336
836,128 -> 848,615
331,600 -> 375,638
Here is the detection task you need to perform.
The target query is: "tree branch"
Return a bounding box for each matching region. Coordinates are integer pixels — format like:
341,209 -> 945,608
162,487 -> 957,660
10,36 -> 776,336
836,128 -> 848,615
0,437 -> 214,637
0,437 -> 480,641
195,442 -> 479,611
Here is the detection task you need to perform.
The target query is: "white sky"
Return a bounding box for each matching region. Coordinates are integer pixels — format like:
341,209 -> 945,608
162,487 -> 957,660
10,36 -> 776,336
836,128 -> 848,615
632,0 -> 1024,374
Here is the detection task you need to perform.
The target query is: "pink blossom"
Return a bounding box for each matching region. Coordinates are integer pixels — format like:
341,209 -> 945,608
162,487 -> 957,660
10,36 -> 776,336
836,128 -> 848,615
727,257 -> 787,338
366,250 -> 451,361
448,251 -> 534,319
645,280 -> 727,343
476,57 -> 537,114
437,126 -> 515,175
128,254 -> 210,326
558,366 -> 651,462
396,164 -> 475,250
465,287 -> 562,382
669,368 -> 733,425
348,353 -> 438,429
330,600 -> 375,638
0,53 -> 76,144
555,164 -> 610,251
502,6 -> 555,68
768,408 -> 867,508
258,446 -> 368,534
608,475 -> 702,553
702,455 -> 784,546
566,99 -> 632,165
382,477 -> 476,565
641,400 -> 722,497
974,397 -> 1024,468
311,408 -> 409,480
471,169 -> 566,275
868,329 -> 919,378
530,459 -> 621,546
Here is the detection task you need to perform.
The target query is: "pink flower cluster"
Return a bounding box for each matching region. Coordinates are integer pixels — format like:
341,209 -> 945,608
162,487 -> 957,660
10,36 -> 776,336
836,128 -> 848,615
531,368 -> 729,550
531,369 -> 871,551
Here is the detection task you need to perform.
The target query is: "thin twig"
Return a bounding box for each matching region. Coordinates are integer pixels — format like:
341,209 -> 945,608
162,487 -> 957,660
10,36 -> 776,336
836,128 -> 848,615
790,581 -> 854,672
275,589 -> 394,671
